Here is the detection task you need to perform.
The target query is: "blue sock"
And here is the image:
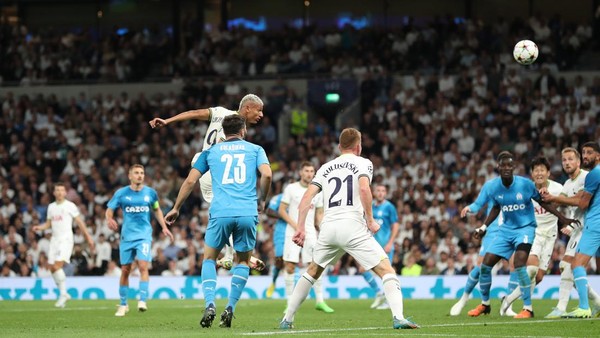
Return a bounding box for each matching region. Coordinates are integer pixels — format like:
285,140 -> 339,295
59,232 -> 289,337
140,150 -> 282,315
202,259 -> 217,308
227,265 -> 250,312
479,264 -> 492,302
119,285 -> 128,306
465,266 -> 481,294
272,266 -> 281,284
515,266 -> 532,306
573,266 -> 590,310
139,281 -> 149,302
362,271 -> 380,293
508,270 -> 519,294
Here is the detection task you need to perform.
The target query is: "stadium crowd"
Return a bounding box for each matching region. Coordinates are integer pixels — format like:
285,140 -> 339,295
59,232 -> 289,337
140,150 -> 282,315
1,14 -> 600,280
1,12 -> 599,85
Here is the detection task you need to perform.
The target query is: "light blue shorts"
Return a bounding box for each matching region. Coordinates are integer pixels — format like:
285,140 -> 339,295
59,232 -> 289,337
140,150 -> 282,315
120,239 -> 152,265
487,225 -> 535,260
576,227 -> 600,257
206,216 -> 258,252
273,222 -> 286,257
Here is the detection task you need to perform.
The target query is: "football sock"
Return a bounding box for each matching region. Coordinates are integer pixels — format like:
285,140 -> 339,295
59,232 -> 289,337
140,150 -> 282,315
139,281 -> 149,302
227,265 -> 250,312
285,270 -> 295,300
201,259 -> 217,307
464,265 -> 480,295
283,272 -> 315,322
223,245 -> 234,262
382,273 -> 405,320
516,266 -> 532,307
272,266 -> 281,284
362,271 -> 381,294
119,285 -> 128,306
508,270 -> 519,294
52,268 -> 67,296
588,284 -> 600,306
557,262 -> 573,311
573,266 -> 589,309
479,264 -> 492,304
526,265 -> 539,296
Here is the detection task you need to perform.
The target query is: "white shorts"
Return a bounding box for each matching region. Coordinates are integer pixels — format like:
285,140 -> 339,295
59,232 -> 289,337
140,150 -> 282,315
283,230 -> 316,264
530,232 -> 557,271
313,219 -> 388,271
48,238 -> 73,265
200,171 -> 213,203
565,229 -> 583,257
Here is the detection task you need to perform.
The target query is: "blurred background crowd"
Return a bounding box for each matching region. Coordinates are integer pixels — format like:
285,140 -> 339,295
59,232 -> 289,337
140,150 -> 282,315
1,7 -> 600,279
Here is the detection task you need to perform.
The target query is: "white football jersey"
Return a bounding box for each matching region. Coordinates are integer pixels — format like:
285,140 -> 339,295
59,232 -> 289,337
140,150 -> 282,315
191,106 -> 237,166
47,200 -> 80,241
532,179 -> 563,236
281,182 -> 323,235
562,169 -> 588,228
313,154 -> 373,225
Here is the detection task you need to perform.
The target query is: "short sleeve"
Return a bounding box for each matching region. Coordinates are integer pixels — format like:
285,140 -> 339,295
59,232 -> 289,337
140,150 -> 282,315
312,167 -> 325,192
281,185 -> 293,205
151,189 -> 160,210
358,158 -> 374,183
584,169 -> 600,196
389,203 -> 399,223
193,150 -> 210,174
469,182 -> 491,213
107,189 -> 121,210
69,202 -> 81,218
256,146 -> 269,168
268,196 -> 280,212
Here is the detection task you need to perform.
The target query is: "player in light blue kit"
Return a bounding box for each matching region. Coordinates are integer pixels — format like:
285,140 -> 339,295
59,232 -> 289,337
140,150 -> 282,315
467,151 -> 575,319
563,142 -> 600,318
364,184 -> 399,309
265,193 -> 287,298
106,164 -> 174,317
450,180 -> 503,315
165,114 -> 272,328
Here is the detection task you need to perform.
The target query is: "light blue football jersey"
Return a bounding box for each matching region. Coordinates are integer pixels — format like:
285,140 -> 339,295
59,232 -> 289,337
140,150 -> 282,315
268,193 -> 287,236
486,176 -> 540,230
107,186 -> 158,242
469,180 -> 500,233
194,138 -> 269,218
372,200 -> 398,247
583,165 -> 600,231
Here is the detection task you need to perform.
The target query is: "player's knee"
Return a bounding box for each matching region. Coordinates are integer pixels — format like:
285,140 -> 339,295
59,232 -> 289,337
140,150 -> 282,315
559,260 -> 571,273
306,262 -> 324,279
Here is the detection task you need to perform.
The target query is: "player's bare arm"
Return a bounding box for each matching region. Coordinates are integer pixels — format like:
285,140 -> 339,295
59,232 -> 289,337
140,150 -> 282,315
537,198 -> 580,229
385,221 -> 400,253
165,168 -> 202,224
258,163 -> 272,213
293,184 -> 320,247
152,207 -> 174,241
460,205 -> 472,218
74,215 -> 95,252
149,108 -> 211,129
474,205 -> 500,239
32,221 -> 51,232
577,191 -> 593,211
359,176 -> 378,234
105,208 -> 119,231
542,190 -> 583,206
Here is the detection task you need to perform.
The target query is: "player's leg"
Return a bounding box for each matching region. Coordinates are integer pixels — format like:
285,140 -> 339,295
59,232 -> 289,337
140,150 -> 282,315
283,230 -> 301,310
547,255 -> 575,318
220,216 -> 257,328
267,256 -> 283,298
359,264 -> 384,309
468,252 -> 502,316
200,217 -> 228,328
49,240 -> 73,308
135,240 -> 152,312
115,241 -> 135,317
503,254 -> 539,310
563,230 -> 600,318
268,224 -> 286,298
303,234 -> 333,313
450,255 -> 483,316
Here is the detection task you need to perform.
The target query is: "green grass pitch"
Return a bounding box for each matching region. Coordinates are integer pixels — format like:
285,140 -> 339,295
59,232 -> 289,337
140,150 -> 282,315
1,299 -> 599,337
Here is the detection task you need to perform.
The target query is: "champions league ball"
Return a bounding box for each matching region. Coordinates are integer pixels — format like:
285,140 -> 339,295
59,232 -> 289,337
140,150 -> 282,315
513,40 -> 539,65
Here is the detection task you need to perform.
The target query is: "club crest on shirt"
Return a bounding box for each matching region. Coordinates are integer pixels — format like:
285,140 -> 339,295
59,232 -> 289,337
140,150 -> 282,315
144,195 -> 150,203
516,193 -> 523,200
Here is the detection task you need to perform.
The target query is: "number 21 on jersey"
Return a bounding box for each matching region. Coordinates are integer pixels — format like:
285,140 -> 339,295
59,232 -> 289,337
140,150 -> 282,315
221,154 -> 246,184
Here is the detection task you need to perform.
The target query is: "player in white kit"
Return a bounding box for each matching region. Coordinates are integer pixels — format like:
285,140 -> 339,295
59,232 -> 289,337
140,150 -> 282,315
33,183 -> 95,308
540,146 -> 600,317
500,156 -> 562,316
279,161 -> 333,313
279,128 -> 419,330
149,94 -> 265,270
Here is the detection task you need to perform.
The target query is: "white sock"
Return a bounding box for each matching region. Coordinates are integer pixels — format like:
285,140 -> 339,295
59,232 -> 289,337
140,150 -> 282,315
223,245 -> 234,261
588,284 -> 600,306
52,269 -> 67,296
459,291 -> 469,303
557,262 -> 573,312
314,275 -> 324,304
382,273 -> 405,320
283,272 -> 315,322
285,270 -> 296,303
506,284 -> 521,305
527,265 -> 539,296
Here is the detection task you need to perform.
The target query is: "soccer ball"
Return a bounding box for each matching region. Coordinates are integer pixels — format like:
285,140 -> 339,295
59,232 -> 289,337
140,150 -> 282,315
513,40 -> 539,65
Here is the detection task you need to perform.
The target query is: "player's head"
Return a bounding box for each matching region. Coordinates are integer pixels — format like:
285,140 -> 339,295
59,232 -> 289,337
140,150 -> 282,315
339,128 -> 362,155
299,161 -> 315,185
222,114 -> 247,138
496,151 -> 515,179
128,164 -> 145,186
373,184 -> 387,203
581,141 -> 600,169
53,182 -> 67,202
238,94 -> 264,124
561,147 -> 581,176
530,156 -> 551,185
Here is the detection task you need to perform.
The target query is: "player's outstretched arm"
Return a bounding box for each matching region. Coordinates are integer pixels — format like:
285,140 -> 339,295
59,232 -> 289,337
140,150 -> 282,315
258,163 -> 272,213
149,108 -> 211,129
537,199 -> 580,229
165,168 -> 202,224
542,190 -> 582,206
32,221 -> 51,232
